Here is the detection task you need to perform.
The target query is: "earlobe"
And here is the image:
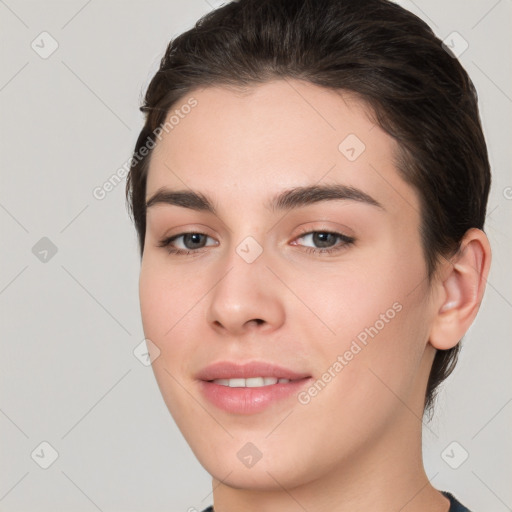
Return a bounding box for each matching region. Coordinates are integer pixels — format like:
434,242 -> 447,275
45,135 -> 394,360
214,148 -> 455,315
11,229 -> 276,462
429,228 -> 491,351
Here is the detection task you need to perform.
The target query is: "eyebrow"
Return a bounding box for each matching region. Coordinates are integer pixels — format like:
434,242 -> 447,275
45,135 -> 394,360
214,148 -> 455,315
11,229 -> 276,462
145,184 -> 384,214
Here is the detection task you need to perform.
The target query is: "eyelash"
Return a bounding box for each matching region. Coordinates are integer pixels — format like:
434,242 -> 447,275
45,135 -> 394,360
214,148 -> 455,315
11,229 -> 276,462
158,229 -> 355,256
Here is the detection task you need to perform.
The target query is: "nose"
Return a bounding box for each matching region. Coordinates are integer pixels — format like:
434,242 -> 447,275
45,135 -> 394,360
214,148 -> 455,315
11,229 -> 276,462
206,247 -> 285,336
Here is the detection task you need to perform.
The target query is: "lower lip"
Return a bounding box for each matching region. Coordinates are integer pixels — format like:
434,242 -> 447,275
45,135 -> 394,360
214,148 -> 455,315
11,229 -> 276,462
199,378 -> 312,414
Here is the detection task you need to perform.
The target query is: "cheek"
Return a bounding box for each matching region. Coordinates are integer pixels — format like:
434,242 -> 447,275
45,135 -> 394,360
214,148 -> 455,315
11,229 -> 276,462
301,237 -> 430,400
138,259 -> 197,398
306,241 -> 425,345
139,261 -> 169,339
138,254 -> 218,398
138,258 -> 201,416
139,255 -> 201,340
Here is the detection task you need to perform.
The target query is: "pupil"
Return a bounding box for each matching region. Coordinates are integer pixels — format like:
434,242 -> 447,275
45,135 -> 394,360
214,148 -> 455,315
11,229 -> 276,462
184,233 -> 205,249
313,232 -> 336,248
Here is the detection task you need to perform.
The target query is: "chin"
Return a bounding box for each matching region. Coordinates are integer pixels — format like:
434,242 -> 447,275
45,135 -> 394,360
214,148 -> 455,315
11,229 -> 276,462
204,460 -> 309,492
191,435 -> 325,493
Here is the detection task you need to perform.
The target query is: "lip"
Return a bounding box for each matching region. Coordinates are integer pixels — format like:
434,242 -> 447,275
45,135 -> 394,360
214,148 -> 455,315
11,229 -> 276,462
196,361 -> 310,381
196,361 -> 312,415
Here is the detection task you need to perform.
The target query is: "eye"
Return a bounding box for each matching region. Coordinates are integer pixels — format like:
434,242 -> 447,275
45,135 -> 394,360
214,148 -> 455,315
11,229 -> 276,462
158,232 -> 217,255
158,229 -> 355,257
292,230 -> 355,254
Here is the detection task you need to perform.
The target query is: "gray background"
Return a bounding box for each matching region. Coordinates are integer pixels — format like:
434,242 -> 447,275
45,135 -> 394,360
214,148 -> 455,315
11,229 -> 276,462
0,0 -> 511,511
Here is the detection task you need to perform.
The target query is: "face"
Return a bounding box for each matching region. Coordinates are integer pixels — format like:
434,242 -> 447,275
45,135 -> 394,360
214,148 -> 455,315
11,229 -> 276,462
139,80 -> 439,490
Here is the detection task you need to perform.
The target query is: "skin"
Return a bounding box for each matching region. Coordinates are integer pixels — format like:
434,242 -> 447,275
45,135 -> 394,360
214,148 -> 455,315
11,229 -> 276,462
138,80 -> 491,511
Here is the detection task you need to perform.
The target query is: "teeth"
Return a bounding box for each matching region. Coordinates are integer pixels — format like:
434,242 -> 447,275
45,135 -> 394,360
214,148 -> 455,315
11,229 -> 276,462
212,377 -> 291,387
228,378 -> 246,387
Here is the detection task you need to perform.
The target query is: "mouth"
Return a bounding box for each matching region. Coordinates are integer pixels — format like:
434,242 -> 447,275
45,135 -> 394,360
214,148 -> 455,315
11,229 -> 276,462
210,376 -> 297,387
196,361 -> 312,414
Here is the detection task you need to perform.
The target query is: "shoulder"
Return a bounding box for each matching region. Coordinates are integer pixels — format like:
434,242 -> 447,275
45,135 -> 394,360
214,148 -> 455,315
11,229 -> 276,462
441,491 -> 473,512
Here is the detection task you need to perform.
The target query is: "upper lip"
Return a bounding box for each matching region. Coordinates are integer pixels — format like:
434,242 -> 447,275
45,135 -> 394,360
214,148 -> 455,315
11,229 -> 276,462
196,361 -> 311,381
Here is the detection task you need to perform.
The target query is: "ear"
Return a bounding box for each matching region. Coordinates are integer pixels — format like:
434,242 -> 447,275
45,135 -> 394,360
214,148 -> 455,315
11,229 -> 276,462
429,228 -> 492,350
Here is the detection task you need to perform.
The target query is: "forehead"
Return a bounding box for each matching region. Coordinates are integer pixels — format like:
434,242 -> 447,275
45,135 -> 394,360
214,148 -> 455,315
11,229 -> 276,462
146,79 -> 419,218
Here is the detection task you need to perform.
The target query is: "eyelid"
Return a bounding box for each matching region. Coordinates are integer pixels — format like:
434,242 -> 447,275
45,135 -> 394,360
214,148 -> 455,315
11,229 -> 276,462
158,232 -> 218,250
293,230 -> 354,243
292,222 -> 355,241
291,228 -> 354,249
158,223 -> 217,240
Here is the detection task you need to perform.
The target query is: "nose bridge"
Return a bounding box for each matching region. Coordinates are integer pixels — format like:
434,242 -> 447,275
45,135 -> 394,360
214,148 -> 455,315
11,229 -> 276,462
213,235 -> 268,310
218,229 -> 269,291
206,234 -> 285,334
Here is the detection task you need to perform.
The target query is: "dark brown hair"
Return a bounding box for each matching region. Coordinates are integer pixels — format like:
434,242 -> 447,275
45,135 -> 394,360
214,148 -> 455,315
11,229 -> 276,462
126,0 -> 491,413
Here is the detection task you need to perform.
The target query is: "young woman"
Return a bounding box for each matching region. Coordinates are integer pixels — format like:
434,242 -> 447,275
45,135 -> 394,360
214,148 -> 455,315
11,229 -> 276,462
126,1 -> 491,510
